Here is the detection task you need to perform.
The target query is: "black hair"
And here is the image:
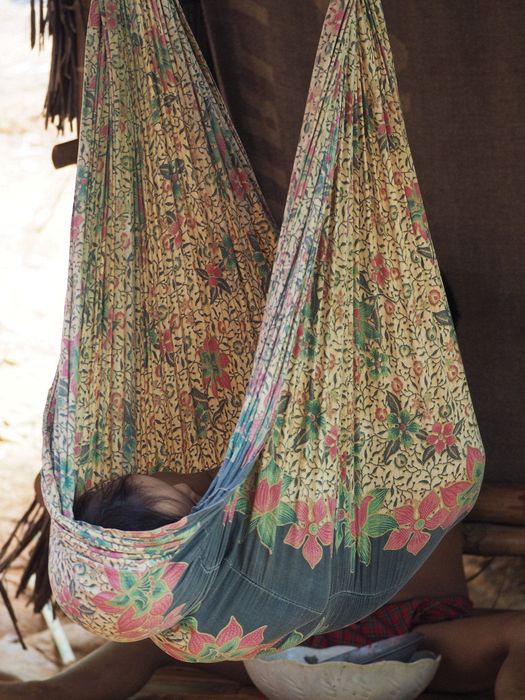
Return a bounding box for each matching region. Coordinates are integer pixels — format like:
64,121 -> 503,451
73,474 -> 181,530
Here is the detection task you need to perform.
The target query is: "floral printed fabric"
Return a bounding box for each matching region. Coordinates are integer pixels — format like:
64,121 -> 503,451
43,0 -> 485,661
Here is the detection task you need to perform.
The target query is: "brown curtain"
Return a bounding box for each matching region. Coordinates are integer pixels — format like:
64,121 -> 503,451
202,0 -> 525,483
201,0 -> 329,224
383,1 -> 525,484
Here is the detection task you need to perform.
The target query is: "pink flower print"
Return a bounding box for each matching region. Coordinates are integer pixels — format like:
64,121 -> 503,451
114,602 -> 185,641
440,446 -> 485,528
223,490 -> 240,524
171,221 -> 183,247
327,8 -> 345,33
413,221 -> 428,241
317,234 -> 328,264
391,377 -> 404,394
352,355 -> 361,383
349,496 -> 373,539
371,254 -> 390,288
465,446 -> 485,481
200,337 -> 231,398
325,426 -> 340,459
246,414 -> 267,445
284,498 -> 333,569
404,182 -> 429,241
206,264 -> 223,287
105,1 -> 117,30
93,563 -> 187,641
375,407 -> 388,422
405,182 -> 421,200
186,616 -> 271,661
216,134 -> 227,160
159,329 -> 174,355
56,585 -> 82,621
427,422 -> 456,455
178,390 -> 193,417
327,496 -> 337,520
88,0 -> 100,27
229,168 -> 250,200
428,288 -> 442,307
253,479 -> 282,515
345,90 -> 354,123
70,214 -> 84,242
292,324 -> 305,359
378,110 -> 394,138
384,299 -> 395,315
385,492 -> 446,555
447,364 -> 459,382
73,430 -> 82,458
413,360 -> 423,377
439,479 -> 472,529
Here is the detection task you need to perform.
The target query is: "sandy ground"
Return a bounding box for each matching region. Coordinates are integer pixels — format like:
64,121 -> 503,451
0,0 -> 72,541
0,0 -> 523,685
0,0 -> 101,679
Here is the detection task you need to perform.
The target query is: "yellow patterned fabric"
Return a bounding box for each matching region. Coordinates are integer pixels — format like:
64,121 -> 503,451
42,0 -> 484,660
66,0 -> 277,494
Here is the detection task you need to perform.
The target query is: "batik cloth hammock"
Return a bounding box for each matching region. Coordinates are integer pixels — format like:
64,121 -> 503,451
41,0 -> 485,661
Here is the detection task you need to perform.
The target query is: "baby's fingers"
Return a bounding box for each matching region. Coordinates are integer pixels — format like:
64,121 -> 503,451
174,483 -> 201,505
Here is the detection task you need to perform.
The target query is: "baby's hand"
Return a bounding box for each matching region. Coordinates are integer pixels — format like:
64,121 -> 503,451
169,483 -> 201,517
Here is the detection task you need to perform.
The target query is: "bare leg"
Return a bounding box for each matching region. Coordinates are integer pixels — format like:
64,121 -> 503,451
414,611 -> 525,700
495,639 -> 525,700
0,638 -> 251,700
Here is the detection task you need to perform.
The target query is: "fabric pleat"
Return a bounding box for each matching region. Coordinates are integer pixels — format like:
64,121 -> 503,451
43,0 -> 484,660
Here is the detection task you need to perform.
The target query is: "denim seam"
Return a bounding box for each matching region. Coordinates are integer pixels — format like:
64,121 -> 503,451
199,558 -> 221,575
324,584 -> 401,603
199,563 -> 402,609
224,559 -> 325,615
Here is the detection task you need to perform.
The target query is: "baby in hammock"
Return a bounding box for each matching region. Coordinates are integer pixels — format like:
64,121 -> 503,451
73,468 -> 219,530
73,279 -> 463,531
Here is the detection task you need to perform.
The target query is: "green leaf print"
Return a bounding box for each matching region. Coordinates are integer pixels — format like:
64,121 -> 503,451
367,487 -> 388,514
357,534 -> 371,566
256,515 -> 277,551
383,438 -> 401,463
365,514 -> 397,537
275,502 -> 296,527
354,301 -> 380,350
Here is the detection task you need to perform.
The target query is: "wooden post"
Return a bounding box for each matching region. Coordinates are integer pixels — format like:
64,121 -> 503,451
462,522 -> 525,557
52,140 -> 79,169
466,482 -> 525,527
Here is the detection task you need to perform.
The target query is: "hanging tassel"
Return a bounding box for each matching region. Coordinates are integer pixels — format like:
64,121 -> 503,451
30,0 -> 36,49
28,0 -> 88,133
0,582 -> 27,650
0,498 -> 52,646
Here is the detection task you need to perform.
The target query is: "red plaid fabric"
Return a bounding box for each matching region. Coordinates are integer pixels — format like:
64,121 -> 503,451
305,595 -> 473,648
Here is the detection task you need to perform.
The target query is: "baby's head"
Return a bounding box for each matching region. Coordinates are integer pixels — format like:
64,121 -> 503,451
74,474 -> 197,530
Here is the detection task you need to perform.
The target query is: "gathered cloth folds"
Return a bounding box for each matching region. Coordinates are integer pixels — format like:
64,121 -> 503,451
42,0 -> 484,661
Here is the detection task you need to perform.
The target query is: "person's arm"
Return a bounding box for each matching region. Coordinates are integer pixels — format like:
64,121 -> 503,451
0,638 -> 251,700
